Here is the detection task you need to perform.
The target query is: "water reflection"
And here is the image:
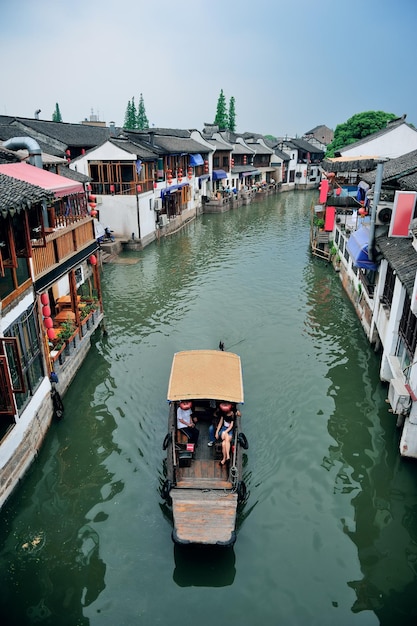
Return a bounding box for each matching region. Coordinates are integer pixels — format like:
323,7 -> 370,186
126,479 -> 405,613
305,259 -> 417,623
173,544 -> 236,587
0,341 -> 121,625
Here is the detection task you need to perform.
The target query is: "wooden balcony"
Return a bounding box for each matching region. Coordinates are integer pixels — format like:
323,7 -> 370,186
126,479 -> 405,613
31,218 -> 95,278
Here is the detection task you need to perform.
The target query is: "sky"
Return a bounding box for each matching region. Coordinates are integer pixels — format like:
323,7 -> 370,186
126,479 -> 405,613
1,0 -> 416,138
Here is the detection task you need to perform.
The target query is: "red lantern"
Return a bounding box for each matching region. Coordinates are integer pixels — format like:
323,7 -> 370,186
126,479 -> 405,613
110,184 -> 115,194
153,182 -> 157,188
204,160 -> 209,173
336,187 -> 341,196
89,202 -> 97,209
47,328 -> 56,340
187,166 -> 193,179
88,194 -> 96,203
42,305 -> 51,318
86,183 -> 92,192
243,155 -> 247,165
358,207 -> 367,217
40,293 -> 49,305
90,209 -> 98,217
137,184 -> 142,193
89,254 -> 97,266
44,317 -> 53,329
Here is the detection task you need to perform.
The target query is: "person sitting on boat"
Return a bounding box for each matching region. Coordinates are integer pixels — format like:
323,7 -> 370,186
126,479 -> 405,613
208,402 -> 240,447
177,401 -> 199,445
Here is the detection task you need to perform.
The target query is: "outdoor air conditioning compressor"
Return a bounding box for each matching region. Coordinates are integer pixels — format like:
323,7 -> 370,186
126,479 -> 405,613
388,379 -> 411,415
375,202 -> 393,226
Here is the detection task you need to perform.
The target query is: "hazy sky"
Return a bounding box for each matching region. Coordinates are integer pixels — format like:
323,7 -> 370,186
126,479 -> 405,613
1,0 -> 416,137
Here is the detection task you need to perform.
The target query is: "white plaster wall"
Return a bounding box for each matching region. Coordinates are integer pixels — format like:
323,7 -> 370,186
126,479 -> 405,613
96,191 -> 156,240
70,142 -> 133,176
341,125 -> 417,159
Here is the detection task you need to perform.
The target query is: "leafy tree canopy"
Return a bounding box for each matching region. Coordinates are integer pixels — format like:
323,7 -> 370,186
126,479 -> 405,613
264,134 -> 277,142
52,103 -> 62,122
325,110 -> 397,157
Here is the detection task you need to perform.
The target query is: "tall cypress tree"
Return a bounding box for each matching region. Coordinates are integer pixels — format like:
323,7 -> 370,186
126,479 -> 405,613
214,89 -> 228,130
124,97 -> 137,129
52,103 -> 62,122
228,96 -> 236,132
137,93 -> 149,130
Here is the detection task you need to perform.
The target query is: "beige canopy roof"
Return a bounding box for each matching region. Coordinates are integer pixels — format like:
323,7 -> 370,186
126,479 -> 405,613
167,350 -> 244,404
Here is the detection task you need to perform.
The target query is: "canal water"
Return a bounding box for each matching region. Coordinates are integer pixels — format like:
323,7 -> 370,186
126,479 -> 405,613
1,191 -> 417,626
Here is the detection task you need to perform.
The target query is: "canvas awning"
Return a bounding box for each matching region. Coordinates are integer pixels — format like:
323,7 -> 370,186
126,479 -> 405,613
167,350 -> 244,404
212,170 -> 228,181
346,226 -> 378,270
0,162 -> 84,197
324,206 -> 336,231
241,170 -> 260,178
160,183 -> 189,199
189,153 -> 204,166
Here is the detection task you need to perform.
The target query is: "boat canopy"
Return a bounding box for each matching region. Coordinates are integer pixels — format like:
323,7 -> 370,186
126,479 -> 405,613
167,350 -> 244,404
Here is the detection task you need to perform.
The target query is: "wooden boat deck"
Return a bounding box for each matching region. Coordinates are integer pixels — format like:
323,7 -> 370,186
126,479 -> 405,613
171,488 -> 237,545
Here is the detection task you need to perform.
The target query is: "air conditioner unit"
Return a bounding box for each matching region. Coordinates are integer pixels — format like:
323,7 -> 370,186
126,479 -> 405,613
96,196 -> 103,204
388,379 -> 411,414
375,202 -> 393,226
159,214 -> 168,227
154,199 -> 161,212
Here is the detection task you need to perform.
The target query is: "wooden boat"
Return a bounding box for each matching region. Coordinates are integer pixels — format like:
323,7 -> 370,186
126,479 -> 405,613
161,349 -> 248,547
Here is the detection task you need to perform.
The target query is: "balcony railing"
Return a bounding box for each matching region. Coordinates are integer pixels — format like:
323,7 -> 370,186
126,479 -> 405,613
32,218 -> 95,278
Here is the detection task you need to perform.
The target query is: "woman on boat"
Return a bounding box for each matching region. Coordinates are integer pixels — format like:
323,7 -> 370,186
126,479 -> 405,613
215,403 -> 237,465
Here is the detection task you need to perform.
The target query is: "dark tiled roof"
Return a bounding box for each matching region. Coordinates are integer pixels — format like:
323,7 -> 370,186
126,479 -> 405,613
0,123 -> 67,157
56,165 -> 91,183
11,118 -> 113,147
0,146 -> 21,164
398,171 -> 417,191
361,150 -> 417,187
288,138 -> 324,154
131,128 -> 191,139
0,172 -> 54,215
375,234 -> 417,296
110,137 -> 159,160
125,131 -> 208,155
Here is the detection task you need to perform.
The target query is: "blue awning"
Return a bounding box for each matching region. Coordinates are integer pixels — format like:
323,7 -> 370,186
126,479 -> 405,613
198,174 -> 210,181
160,183 -> 189,200
189,153 -> 204,167
346,226 -> 378,270
212,169 -> 228,181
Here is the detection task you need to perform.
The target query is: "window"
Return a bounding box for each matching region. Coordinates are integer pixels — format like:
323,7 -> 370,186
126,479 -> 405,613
381,264 -> 395,308
4,306 -> 45,413
398,293 -> 417,362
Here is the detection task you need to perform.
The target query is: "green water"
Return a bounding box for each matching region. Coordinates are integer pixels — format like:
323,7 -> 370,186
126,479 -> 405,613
1,191 -> 416,625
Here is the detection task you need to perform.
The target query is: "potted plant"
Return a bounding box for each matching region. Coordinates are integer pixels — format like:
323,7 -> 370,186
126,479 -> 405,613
56,318 -> 77,354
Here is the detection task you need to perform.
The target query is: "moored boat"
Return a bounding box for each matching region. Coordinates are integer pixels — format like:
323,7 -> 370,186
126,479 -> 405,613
161,349 -> 248,547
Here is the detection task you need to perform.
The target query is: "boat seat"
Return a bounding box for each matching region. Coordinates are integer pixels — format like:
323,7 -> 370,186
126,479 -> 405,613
177,429 -> 189,444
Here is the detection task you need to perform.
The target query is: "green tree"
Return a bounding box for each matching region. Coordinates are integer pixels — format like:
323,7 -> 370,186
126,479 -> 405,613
228,96 -> 236,132
52,103 -> 62,122
214,89 -> 228,130
326,110 -> 397,157
137,93 -> 149,130
264,134 -> 277,142
123,97 -> 137,129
